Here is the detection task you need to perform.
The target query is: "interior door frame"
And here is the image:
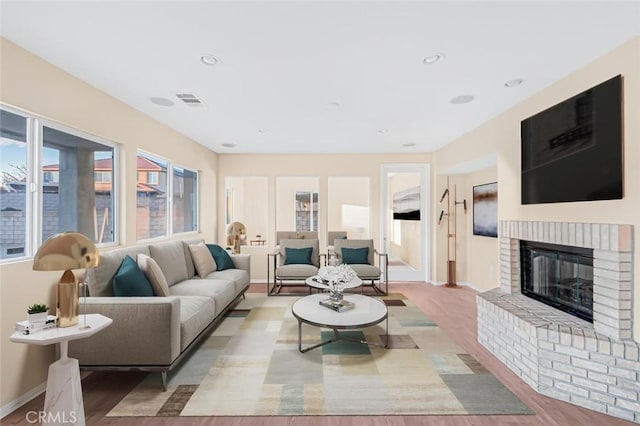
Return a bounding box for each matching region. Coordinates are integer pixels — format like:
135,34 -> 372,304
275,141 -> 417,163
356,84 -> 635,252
380,163 -> 430,282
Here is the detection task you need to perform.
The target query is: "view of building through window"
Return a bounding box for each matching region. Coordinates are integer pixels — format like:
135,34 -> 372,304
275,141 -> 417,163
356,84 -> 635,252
0,109 -> 28,259
136,151 -> 168,240
172,166 -> 198,234
0,109 -> 117,260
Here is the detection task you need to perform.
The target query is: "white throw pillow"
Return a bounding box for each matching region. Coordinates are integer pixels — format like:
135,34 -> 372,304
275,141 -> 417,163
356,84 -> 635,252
189,242 -> 217,278
137,253 -> 170,297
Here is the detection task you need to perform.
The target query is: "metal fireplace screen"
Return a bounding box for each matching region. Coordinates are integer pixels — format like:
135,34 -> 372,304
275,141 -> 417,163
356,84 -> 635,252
520,240 -> 594,322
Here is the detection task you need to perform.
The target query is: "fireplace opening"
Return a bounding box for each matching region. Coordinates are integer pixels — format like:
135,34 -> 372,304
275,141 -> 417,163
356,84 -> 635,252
520,241 -> 594,322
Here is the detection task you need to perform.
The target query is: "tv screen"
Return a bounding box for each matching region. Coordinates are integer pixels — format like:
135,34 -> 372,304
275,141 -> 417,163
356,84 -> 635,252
521,75 -> 623,204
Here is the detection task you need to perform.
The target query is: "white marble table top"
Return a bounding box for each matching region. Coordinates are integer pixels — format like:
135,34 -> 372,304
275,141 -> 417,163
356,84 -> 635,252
292,294 -> 387,328
10,314 -> 113,345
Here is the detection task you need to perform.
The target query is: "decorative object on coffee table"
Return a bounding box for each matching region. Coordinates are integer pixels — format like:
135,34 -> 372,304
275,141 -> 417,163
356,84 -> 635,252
317,263 -> 357,302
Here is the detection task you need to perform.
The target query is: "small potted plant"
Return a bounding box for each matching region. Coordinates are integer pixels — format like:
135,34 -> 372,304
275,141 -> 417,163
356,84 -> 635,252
27,303 -> 49,324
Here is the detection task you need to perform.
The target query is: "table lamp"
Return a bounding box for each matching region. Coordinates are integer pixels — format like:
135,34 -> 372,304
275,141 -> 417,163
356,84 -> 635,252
33,232 -> 100,328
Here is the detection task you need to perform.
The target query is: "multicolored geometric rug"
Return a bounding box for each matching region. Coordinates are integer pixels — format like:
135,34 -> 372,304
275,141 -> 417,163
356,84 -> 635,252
107,293 -> 532,417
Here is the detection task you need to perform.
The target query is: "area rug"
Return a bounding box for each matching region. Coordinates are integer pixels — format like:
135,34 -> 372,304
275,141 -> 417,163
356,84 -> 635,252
107,293 -> 532,417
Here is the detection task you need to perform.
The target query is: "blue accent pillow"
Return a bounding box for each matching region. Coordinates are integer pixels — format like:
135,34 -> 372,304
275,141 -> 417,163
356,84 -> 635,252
342,247 -> 369,265
284,247 -> 313,265
113,255 -> 154,297
206,244 -> 235,271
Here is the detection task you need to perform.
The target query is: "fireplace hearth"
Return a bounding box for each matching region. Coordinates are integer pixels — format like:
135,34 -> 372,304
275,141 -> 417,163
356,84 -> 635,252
520,241 -> 594,322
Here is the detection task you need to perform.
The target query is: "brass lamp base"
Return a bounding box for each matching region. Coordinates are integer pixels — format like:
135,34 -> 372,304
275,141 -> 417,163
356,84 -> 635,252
57,270 -> 79,327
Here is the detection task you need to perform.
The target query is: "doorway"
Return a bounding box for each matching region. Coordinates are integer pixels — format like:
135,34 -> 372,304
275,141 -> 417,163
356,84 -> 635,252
380,164 -> 430,282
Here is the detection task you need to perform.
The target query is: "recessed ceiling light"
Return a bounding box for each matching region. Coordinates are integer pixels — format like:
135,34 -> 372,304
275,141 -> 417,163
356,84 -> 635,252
221,143 -> 237,148
327,102 -> 340,108
504,78 -> 525,88
150,97 -> 174,107
257,129 -> 266,134
377,129 -> 388,134
402,142 -> 416,148
422,53 -> 445,65
450,95 -> 475,105
200,54 -> 221,66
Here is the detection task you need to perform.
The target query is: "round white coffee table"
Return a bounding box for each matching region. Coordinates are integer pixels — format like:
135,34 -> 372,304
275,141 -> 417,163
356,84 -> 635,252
305,275 -> 363,292
291,293 -> 388,353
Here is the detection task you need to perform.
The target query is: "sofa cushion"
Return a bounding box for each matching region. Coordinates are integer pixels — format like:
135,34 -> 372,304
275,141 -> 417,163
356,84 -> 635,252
189,242 -> 217,277
169,279 -> 237,316
349,264 -> 381,279
113,256 -> 154,297
342,247 -> 370,265
87,246 -> 150,297
149,241 -> 189,286
206,244 -> 235,271
207,269 -> 250,295
137,254 -> 170,297
284,247 -> 313,265
182,238 -> 204,279
178,296 -> 216,352
276,264 -> 318,279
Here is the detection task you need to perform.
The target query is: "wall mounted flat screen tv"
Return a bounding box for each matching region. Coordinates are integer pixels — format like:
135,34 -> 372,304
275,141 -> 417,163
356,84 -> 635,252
521,75 -> 623,204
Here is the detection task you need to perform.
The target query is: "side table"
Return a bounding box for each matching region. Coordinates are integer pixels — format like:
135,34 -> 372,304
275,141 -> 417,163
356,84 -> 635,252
10,314 -> 112,426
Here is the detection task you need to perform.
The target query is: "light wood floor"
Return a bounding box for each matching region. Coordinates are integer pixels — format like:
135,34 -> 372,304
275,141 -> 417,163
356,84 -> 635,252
3,283 -> 633,425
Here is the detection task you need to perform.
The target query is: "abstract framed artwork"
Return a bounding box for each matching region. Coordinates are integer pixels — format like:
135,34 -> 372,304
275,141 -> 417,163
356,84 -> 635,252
393,186 -> 420,221
473,182 -> 498,237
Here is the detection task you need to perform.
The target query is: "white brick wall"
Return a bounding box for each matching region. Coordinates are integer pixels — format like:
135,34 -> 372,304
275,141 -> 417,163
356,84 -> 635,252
478,290 -> 640,423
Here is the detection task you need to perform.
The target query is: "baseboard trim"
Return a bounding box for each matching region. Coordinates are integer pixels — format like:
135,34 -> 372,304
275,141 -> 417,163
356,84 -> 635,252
0,381 -> 46,419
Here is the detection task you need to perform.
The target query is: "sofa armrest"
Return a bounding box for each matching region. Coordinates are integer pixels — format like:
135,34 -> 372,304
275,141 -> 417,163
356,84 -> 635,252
68,297 -> 181,367
231,253 -> 251,276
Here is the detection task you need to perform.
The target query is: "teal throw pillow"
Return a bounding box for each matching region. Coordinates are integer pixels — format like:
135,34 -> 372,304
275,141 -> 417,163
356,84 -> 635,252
284,247 -> 313,265
113,255 -> 154,297
342,247 -> 370,265
206,244 -> 235,271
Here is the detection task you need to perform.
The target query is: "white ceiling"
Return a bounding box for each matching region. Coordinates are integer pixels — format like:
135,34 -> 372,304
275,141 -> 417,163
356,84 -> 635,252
1,1 -> 639,154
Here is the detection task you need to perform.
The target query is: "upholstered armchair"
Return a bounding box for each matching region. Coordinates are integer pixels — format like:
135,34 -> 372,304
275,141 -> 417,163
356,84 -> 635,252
267,238 -> 321,295
333,239 -> 388,295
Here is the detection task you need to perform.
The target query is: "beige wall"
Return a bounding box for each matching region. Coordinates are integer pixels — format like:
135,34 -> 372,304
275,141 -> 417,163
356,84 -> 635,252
217,154 -> 434,259
327,177 -> 371,239
435,37 -> 640,340
0,38 -> 219,409
225,177 -> 269,243
464,167 -> 499,290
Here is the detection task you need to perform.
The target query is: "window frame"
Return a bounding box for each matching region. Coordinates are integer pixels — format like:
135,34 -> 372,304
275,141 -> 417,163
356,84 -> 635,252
0,103 -> 120,263
171,162 -> 199,236
135,149 -> 199,242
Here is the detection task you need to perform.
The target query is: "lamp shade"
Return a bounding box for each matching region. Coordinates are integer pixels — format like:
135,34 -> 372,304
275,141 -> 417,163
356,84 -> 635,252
33,232 -> 100,271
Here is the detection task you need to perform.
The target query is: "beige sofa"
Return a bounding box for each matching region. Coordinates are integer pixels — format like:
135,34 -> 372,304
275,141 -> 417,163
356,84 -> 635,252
68,239 -> 250,390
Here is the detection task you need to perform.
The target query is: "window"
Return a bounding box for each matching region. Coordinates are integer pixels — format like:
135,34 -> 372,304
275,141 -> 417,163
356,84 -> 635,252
94,171 -> 111,182
136,152 -> 167,240
41,125 -> 116,244
0,106 -> 119,261
136,151 -> 198,240
0,109 -> 28,260
146,172 -> 159,185
172,165 -> 198,234
295,191 -> 318,232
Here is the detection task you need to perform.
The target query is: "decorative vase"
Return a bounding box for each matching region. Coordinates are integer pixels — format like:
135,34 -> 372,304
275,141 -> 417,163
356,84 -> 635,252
329,282 -> 344,302
27,312 -> 48,324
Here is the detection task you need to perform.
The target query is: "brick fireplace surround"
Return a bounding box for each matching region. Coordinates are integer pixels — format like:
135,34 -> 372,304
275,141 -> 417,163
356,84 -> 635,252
477,220 -> 639,423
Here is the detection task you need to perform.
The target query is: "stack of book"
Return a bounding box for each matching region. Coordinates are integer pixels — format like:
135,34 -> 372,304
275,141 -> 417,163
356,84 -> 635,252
319,298 -> 355,312
15,315 -> 57,335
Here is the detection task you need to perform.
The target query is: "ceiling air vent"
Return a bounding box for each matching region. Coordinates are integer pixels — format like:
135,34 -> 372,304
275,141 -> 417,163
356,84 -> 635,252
174,93 -> 205,107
